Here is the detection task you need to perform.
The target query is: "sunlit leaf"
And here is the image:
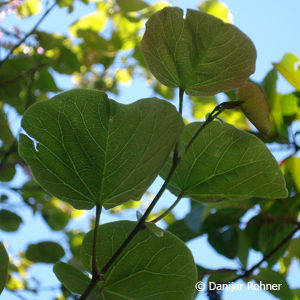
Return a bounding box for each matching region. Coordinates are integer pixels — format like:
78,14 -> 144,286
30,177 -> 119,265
0,242 -> 8,294
16,0 -> 41,18
25,241 -> 65,263
69,11 -> 108,37
19,89 -> 183,210
81,221 -> 197,299
160,121 -> 288,202
141,7 -> 256,96
198,0 -> 233,23
0,210 -> 22,232
237,81 -> 270,136
273,53 -> 300,90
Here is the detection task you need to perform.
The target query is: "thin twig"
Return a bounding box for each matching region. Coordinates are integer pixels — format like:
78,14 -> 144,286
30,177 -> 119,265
0,2 -> 56,68
150,192 -> 183,223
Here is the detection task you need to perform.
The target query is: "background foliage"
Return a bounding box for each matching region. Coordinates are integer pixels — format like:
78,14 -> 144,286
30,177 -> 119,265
0,0 -> 299,299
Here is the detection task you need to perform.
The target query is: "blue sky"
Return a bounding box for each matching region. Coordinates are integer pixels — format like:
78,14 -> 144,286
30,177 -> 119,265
1,0 -> 300,299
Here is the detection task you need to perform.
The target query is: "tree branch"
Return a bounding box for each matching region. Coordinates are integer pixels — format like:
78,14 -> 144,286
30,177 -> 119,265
0,2 -> 56,68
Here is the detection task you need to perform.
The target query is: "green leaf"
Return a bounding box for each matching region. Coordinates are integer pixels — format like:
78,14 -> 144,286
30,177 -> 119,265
19,89 -> 183,210
141,7 -> 256,96
16,0 -> 41,18
207,226 -> 238,259
236,228 -> 250,267
167,219 -> 201,243
160,121 -> 288,202
237,81 -> 271,136
145,222 -> 164,237
0,242 -> 9,294
185,205 -> 204,233
69,11 -> 108,36
117,0 -> 149,12
53,262 -> 91,294
198,0 -> 233,23
280,93 -> 299,124
258,223 -> 294,266
25,241 -> 65,263
81,221 -> 197,299
273,53 -> 300,90
0,210 -> 22,232
254,268 -> 293,300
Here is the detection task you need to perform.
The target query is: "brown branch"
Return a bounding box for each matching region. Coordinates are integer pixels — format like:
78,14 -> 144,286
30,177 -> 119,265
0,2 -> 56,68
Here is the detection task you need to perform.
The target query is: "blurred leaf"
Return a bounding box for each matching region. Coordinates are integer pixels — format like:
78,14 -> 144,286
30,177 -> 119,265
69,11 -> 108,36
167,219 -> 201,243
81,221 -> 197,298
34,70 -> 59,92
53,262 -> 91,294
160,121 -> 288,202
0,210 -> 22,232
237,229 -> 251,267
198,0 -> 233,23
185,205 -> 204,233
259,223 -> 294,266
237,81 -> 271,136
25,241 -> 65,263
16,0 -> 41,18
273,53 -> 300,90
117,0 -> 148,12
153,81 -> 175,100
67,230 -> 85,259
254,268 -> 293,300
141,7 -> 256,96
208,226 -> 238,259
190,95 -> 217,119
19,89 -> 183,209
284,157 -> 300,193
280,93 -> 299,124
0,242 -> 9,294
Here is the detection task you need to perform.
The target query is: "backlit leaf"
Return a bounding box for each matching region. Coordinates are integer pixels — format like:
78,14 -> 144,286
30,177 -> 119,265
273,53 -> 300,90
69,11 -> 108,36
16,0 -> 41,18
141,7 -> 256,96
25,241 -> 65,263
198,0 -> 233,23
81,221 -> 197,300
237,81 -> 271,136
19,89 -> 183,209
0,242 -> 8,294
160,121 -> 288,202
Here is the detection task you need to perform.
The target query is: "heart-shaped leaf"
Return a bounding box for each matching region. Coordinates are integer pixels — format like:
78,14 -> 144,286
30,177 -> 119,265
81,221 -> 197,300
160,121 -> 288,201
141,7 -> 256,96
0,242 -> 8,294
237,81 -> 271,136
19,89 -> 183,210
